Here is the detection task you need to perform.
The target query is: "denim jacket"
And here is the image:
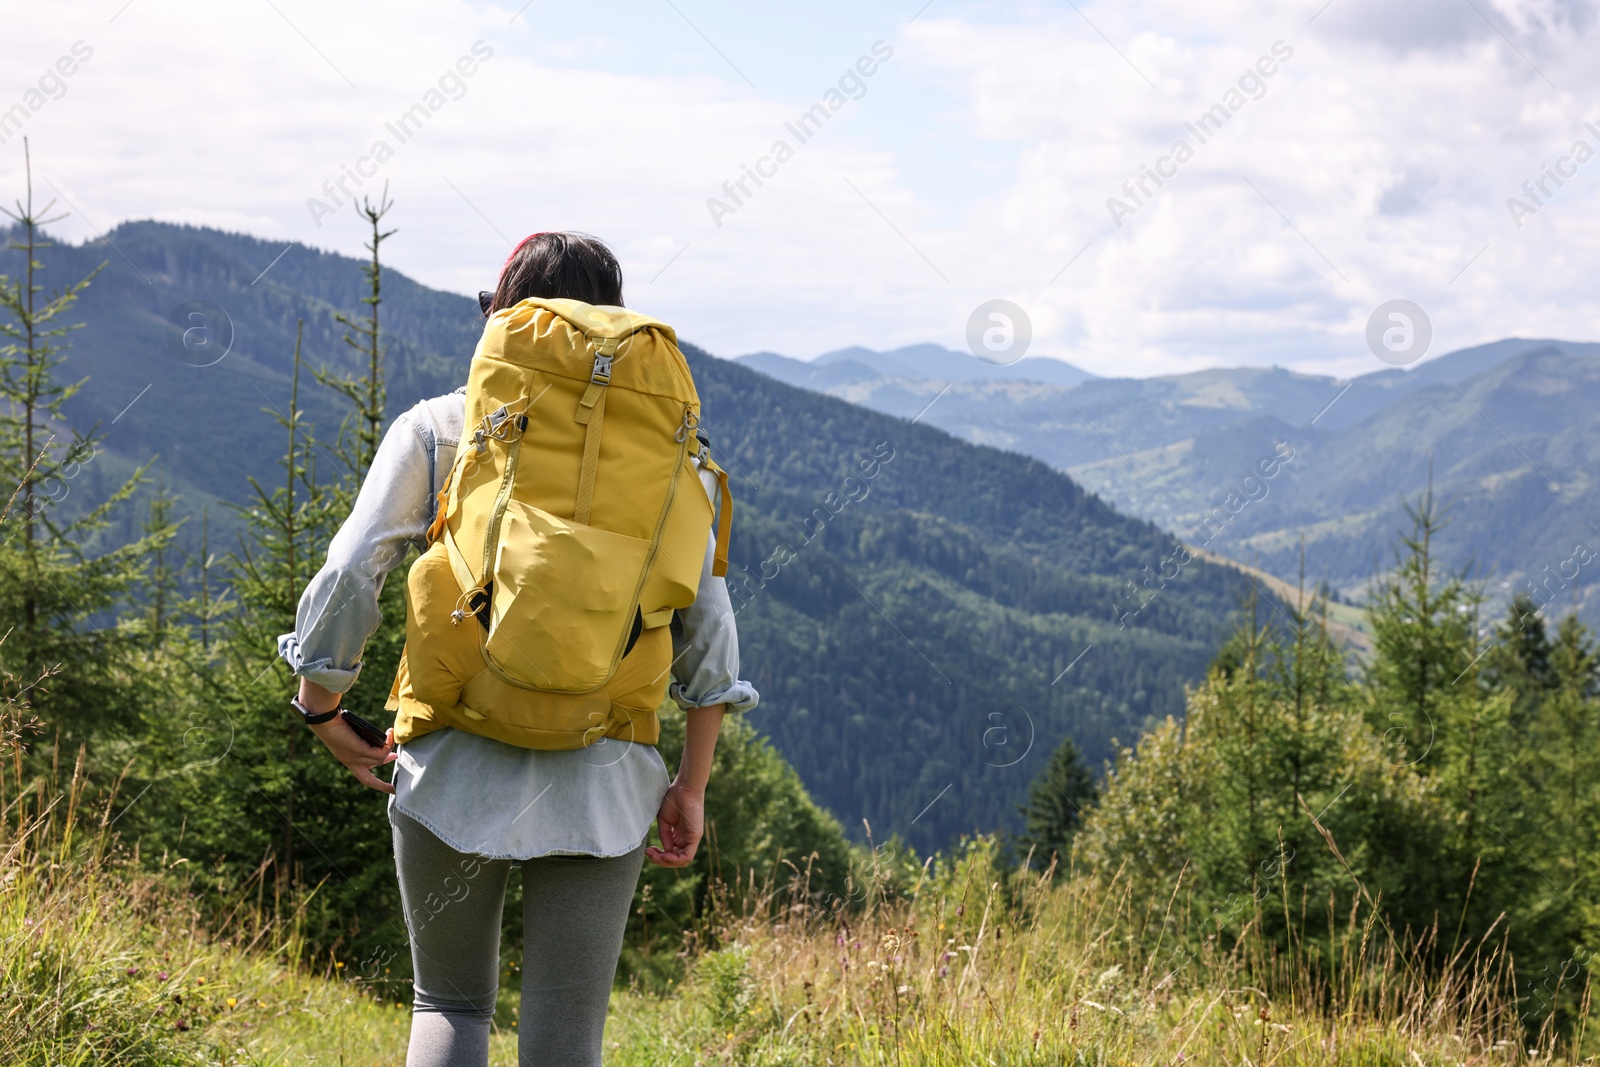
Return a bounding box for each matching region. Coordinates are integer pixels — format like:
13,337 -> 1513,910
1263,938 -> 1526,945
278,389 -> 759,715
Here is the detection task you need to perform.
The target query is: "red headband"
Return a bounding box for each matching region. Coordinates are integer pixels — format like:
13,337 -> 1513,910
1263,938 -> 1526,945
502,231 -> 551,274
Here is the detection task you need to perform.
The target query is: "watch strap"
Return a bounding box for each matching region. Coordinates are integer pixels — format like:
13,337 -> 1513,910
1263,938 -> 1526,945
291,696 -> 340,725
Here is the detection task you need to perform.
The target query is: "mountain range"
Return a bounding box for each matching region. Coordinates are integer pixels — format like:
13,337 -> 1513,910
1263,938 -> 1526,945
738,339 -> 1600,627
6,220 -> 1270,854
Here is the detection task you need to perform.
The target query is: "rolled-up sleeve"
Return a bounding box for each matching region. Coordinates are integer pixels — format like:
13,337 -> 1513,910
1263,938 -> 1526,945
668,463 -> 760,713
278,410 -> 439,692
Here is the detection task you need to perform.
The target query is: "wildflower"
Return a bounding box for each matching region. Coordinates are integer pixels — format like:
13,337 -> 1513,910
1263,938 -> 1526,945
157,972 -> 169,981
126,967 -> 139,976
196,977 -> 206,985
226,998 -> 237,1008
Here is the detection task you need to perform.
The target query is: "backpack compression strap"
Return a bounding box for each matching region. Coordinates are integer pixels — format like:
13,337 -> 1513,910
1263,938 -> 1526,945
704,455 -> 732,578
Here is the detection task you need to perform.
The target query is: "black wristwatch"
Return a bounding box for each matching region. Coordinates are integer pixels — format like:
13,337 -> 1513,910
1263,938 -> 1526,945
290,696 -> 340,726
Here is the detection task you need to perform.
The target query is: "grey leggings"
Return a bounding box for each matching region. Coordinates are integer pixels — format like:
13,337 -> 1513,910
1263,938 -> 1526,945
392,808 -> 645,1066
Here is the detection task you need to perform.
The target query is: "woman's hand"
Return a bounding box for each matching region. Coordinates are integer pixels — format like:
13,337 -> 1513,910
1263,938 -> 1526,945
300,679 -> 397,795
646,703 -> 725,868
647,780 -> 704,867
310,719 -> 399,794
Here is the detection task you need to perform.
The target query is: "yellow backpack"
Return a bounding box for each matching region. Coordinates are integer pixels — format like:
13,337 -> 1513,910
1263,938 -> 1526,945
388,298 -> 731,750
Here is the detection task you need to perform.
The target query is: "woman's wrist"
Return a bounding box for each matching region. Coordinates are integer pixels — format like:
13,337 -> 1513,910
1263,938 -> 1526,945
297,678 -> 342,715
674,703 -> 725,793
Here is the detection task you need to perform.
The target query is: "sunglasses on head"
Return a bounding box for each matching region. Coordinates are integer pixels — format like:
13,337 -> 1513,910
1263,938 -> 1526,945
478,290 -> 494,318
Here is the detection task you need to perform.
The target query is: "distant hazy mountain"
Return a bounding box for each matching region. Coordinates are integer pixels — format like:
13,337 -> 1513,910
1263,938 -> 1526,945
738,336 -> 1600,627
1311,338 -> 1600,431
739,343 -> 1098,396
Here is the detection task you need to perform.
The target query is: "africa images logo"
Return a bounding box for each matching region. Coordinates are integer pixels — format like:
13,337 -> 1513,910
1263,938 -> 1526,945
705,41 -> 894,229
1105,40 -> 1294,228
305,41 -> 494,229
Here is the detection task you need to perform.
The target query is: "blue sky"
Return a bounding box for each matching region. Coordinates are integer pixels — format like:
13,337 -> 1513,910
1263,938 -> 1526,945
511,0 -> 1026,223
4,0 -> 1599,378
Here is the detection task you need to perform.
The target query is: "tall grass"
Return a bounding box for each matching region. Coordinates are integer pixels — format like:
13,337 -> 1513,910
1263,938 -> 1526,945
606,838 -> 1581,1066
1,733 -> 1589,1065
0,726 -> 419,1066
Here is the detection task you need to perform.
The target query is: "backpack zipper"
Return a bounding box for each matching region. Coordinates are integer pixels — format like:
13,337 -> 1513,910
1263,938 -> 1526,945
477,434 -> 525,603
604,406 -> 695,672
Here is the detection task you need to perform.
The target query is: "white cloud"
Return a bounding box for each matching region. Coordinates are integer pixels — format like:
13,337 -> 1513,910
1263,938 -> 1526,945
912,0 -> 1600,377
2,0 -> 1598,380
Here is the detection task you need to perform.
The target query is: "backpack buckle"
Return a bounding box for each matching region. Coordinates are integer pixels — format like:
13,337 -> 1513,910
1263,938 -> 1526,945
591,352 -> 613,385
475,401 -> 533,450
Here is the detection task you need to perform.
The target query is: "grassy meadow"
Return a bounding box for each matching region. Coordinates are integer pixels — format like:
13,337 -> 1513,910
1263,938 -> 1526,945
3,752 -> 1576,1067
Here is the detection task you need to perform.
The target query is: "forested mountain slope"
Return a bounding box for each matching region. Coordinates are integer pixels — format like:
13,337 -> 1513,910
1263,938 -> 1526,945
11,220 -> 1268,853
737,334 -> 1600,627
688,347 -> 1264,850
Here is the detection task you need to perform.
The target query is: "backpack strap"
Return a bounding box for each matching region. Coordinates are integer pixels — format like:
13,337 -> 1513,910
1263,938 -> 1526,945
572,341 -> 616,525
703,455 -> 732,578
425,484 -> 451,545
426,443 -> 471,546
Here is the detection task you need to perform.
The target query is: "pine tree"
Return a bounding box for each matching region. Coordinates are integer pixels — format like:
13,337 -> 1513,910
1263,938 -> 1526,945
140,485 -> 184,645
1362,480 -> 1479,774
0,139 -> 170,747
1080,571 -> 1446,956
1018,735 -> 1098,873
154,203 -> 410,970
1486,592 -> 1556,692
142,321 -> 401,973
224,322 -> 344,892
181,507 -> 227,651
319,187 -> 395,489
1531,614 -> 1600,885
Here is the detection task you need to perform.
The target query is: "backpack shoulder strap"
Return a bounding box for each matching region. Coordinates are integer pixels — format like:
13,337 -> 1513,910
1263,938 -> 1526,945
702,454 -> 732,578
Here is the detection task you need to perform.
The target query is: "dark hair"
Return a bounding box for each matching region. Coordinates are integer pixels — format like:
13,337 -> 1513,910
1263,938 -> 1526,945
488,231 -> 624,313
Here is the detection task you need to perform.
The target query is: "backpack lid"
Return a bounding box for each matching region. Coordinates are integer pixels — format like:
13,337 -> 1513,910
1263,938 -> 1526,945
502,298 -> 679,347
